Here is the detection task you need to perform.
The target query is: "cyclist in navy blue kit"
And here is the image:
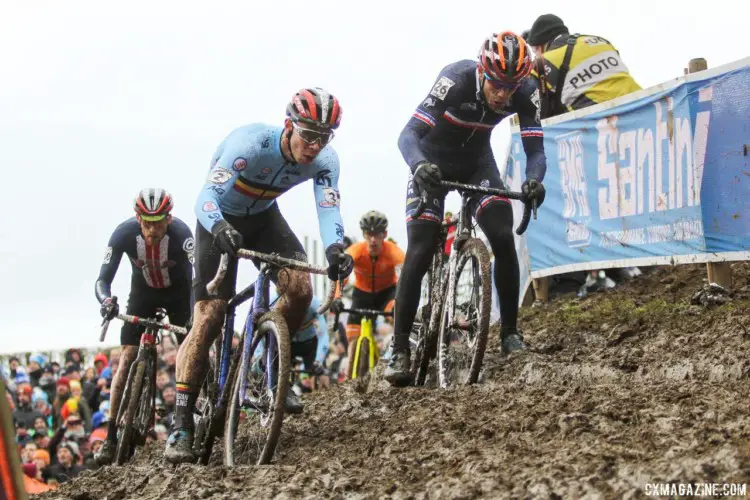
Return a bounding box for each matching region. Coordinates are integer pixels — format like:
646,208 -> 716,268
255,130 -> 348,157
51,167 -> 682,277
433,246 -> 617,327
165,87 -> 354,463
385,32 -> 548,386
94,188 -> 194,464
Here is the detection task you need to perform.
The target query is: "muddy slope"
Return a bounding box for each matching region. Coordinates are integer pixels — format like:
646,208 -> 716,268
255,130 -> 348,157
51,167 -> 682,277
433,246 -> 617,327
45,263 -> 750,499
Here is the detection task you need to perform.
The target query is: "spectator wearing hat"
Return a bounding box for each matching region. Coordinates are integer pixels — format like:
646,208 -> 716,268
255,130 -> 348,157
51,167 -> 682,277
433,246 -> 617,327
27,354 -> 47,387
65,349 -> 84,372
52,377 -> 71,428
32,396 -> 53,432
84,415 -> 108,470
32,448 -> 51,475
62,364 -> 80,380
13,384 -> 44,429
89,411 -> 109,450
38,364 -> 57,404
525,13 -> 641,119
68,379 -> 93,432
25,449 -> 55,494
8,356 -> 25,382
45,440 -> 85,485
93,353 -> 109,376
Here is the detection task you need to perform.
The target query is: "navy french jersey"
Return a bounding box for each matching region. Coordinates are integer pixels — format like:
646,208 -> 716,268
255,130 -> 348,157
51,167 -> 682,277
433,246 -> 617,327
398,59 -> 546,180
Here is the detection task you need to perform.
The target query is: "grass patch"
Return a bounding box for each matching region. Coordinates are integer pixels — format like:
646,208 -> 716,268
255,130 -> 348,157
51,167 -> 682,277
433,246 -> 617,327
522,296 -> 689,330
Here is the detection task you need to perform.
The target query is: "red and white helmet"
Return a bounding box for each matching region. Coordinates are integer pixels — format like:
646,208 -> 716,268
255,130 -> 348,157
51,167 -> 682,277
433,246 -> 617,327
286,87 -> 342,130
134,188 -> 173,221
477,31 -> 533,85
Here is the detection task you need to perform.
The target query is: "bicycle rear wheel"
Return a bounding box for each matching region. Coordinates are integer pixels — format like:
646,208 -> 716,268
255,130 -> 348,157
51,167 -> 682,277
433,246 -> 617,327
224,311 -> 290,466
115,360 -> 145,465
438,238 -> 492,387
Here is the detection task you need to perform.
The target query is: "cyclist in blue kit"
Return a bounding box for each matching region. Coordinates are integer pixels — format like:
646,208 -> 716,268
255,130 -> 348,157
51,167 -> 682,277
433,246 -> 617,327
165,88 -> 354,463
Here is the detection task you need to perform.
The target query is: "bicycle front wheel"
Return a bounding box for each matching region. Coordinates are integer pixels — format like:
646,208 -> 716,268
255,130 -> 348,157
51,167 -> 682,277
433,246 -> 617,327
224,311 -> 290,466
438,238 -> 492,388
115,360 -> 145,465
134,354 -> 156,447
355,337 -> 370,379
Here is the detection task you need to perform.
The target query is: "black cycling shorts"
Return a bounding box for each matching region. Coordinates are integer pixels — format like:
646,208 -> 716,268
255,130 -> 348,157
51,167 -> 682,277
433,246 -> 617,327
405,151 -> 509,226
121,288 -> 191,346
290,336 -> 318,371
193,204 -> 307,302
346,285 -> 396,326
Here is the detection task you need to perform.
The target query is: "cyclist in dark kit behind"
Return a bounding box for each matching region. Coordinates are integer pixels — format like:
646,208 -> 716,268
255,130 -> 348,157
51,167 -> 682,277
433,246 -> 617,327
94,188 -> 194,464
385,32 -> 548,386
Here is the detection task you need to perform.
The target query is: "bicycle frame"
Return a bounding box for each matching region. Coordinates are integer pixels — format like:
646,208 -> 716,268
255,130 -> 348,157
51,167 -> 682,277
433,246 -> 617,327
208,250 -> 337,411
337,307 -> 393,379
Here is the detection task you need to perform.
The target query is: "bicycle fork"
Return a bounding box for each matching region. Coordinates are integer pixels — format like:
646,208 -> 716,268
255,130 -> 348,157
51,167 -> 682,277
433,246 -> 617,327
351,318 -> 377,379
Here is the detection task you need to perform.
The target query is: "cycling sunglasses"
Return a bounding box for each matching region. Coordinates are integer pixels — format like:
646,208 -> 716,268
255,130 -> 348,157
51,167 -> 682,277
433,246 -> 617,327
292,122 -> 334,146
484,73 -> 522,92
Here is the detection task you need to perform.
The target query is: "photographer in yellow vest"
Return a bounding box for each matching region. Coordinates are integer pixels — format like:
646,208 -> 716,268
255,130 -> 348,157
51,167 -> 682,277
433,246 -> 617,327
525,14 -> 641,119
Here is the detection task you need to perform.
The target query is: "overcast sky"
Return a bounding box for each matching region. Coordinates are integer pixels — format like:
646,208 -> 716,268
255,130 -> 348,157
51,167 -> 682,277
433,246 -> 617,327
1,0 -> 746,354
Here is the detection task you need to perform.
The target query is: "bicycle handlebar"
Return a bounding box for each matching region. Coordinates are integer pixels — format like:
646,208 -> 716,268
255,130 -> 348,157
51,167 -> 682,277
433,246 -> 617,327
207,250 -> 338,314
99,310 -> 188,342
414,180 -> 537,235
336,307 -> 394,318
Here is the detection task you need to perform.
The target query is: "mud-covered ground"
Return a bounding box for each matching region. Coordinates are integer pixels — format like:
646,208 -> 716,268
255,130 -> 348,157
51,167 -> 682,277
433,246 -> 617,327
45,263 -> 750,499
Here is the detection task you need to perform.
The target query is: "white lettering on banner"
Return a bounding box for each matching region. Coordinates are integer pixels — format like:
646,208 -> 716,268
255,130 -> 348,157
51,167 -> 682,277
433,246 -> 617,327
558,132 -> 592,247
597,117 -> 618,219
596,92 -> 713,220
601,218 -> 703,247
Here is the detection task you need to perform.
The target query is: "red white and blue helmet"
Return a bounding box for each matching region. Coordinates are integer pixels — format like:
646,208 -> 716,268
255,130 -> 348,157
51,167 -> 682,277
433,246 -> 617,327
134,188 -> 173,221
286,87 -> 342,130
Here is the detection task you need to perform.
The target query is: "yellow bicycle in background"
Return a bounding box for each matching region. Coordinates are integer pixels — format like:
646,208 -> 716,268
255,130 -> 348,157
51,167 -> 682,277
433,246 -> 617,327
334,306 -> 394,380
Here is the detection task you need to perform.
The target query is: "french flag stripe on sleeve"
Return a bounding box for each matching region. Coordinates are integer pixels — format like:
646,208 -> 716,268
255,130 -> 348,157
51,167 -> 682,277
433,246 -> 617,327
413,110 -> 437,127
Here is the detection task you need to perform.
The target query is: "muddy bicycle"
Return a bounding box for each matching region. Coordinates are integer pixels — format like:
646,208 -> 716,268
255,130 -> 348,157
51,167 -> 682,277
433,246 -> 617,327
410,180 -> 536,388
193,249 -> 335,466
99,304 -> 187,464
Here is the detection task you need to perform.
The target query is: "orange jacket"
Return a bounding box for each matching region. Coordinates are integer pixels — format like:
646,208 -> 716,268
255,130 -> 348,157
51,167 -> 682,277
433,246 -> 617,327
345,241 -> 405,293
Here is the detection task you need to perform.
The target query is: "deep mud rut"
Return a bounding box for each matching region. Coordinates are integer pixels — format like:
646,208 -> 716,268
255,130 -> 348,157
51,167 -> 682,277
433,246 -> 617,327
45,263 -> 750,499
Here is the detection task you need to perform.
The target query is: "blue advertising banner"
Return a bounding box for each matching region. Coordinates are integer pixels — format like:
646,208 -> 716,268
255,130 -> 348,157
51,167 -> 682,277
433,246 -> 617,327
495,57 -> 750,305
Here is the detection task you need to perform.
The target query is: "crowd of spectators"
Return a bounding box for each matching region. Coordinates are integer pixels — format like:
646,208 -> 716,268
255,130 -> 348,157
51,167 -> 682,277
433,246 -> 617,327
3,336 -> 181,492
